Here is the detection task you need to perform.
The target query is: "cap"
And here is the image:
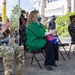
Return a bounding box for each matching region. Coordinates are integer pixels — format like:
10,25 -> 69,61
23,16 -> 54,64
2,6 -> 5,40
69,15 -> 75,21
51,15 -> 56,19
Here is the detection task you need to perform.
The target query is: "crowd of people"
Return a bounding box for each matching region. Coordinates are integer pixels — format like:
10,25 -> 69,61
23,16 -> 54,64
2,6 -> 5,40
19,9 -> 75,71
0,8 -> 75,75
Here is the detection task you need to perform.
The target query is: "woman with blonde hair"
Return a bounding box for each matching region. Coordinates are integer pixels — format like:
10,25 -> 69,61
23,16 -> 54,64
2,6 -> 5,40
26,10 -> 58,70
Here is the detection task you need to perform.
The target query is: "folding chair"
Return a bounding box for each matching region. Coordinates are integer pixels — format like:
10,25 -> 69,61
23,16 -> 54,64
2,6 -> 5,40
57,36 -> 70,60
30,50 -> 45,69
25,47 -> 45,69
68,42 -> 75,55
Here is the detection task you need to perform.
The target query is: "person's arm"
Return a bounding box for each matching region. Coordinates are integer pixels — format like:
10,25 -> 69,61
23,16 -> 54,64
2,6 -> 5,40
29,22 -> 45,38
45,29 -> 57,36
40,23 -> 57,36
29,22 -> 57,38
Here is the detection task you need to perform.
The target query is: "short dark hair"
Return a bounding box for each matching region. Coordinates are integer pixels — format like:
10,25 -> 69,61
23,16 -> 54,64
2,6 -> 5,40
21,10 -> 26,14
69,15 -> 75,21
51,15 -> 56,19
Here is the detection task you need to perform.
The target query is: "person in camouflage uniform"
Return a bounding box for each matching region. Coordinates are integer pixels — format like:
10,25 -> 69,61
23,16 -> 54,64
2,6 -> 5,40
0,21 -> 24,75
0,44 -> 24,75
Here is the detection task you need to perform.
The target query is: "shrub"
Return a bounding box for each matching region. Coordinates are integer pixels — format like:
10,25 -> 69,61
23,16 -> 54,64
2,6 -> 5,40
55,12 -> 75,37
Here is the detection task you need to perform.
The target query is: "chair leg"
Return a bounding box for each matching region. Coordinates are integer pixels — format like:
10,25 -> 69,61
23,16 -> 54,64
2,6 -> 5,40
24,47 -> 28,56
31,52 -> 42,69
73,46 -> 75,54
31,53 -> 35,65
34,55 -> 42,69
42,51 -> 46,58
68,44 -> 72,55
59,49 -> 65,61
24,49 -> 27,56
62,46 -> 70,59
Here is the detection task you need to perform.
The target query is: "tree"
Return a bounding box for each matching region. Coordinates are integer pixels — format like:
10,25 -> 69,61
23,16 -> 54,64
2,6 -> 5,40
10,5 -> 22,34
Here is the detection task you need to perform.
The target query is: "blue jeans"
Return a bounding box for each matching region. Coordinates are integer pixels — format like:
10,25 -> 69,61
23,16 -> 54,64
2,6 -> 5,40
1,37 -> 9,43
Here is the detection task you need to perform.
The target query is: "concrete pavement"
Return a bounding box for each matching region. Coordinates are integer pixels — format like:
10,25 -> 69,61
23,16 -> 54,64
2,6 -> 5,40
0,37 -> 75,75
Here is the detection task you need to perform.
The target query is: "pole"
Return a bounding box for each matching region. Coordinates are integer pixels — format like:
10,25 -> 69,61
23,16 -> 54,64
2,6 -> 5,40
18,0 -> 20,45
2,0 -> 7,24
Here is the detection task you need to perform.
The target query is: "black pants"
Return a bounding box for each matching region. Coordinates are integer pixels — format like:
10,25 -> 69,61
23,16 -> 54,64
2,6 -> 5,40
19,37 -> 26,50
43,40 -> 55,66
19,37 -> 22,46
53,42 -> 59,61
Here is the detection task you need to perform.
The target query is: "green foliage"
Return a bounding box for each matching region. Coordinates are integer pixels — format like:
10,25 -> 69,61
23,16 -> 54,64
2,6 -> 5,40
10,5 -> 22,34
57,25 -> 69,37
55,12 -> 75,26
55,12 -> 75,37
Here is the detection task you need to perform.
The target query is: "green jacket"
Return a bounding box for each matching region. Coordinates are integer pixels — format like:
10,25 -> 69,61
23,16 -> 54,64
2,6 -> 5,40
26,22 -> 46,50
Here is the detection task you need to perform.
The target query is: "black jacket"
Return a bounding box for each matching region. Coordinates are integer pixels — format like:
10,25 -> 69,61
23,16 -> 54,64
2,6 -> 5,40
48,19 -> 56,30
68,23 -> 75,43
19,24 -> 27,42
19,14 -> 25,26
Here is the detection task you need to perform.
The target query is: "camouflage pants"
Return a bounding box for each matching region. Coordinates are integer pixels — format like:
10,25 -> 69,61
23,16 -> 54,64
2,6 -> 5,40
3,52 -> 23,75
3,57 -> 13,75
2,45 -> 24,75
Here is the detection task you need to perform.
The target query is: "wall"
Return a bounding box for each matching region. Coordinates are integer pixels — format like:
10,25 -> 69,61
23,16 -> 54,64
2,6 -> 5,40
45,0 -> 68,17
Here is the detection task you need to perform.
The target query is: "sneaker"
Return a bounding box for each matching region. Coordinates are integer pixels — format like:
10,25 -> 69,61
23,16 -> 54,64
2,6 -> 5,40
45,65 -> 53,70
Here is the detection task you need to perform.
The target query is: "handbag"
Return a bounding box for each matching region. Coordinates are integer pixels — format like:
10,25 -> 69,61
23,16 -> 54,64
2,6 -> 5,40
46,34 -> 57,44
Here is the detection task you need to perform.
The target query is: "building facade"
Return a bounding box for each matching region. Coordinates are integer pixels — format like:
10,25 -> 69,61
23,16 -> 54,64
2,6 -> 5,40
45,0 -> 68,17
34,0 -> 75,17
34,0 -> 46,16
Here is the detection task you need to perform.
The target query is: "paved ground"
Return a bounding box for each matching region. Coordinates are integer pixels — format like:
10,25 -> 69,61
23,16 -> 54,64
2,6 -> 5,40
25,52 -> 75,75
0,37 -> 75,75
0,59 -> 4,75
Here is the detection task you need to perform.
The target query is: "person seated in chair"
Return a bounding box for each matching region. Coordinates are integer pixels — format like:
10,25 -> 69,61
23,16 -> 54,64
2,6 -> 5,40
26,10 -> 58,70
68,15 -> 75,43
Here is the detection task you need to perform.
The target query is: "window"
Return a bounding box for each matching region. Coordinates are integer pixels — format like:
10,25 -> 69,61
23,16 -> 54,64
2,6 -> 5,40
48,0 -> 59,3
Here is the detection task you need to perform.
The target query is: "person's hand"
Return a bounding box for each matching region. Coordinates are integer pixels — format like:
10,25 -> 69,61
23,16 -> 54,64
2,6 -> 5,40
45,29 -> 57,36
1,22 -> 11,33
49,29 -> 57,34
